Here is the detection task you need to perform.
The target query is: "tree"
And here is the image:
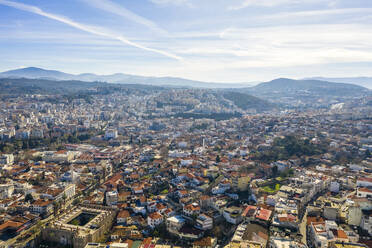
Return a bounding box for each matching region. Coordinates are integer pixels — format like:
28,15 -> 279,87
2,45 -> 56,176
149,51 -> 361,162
53,201 -> 61,216
62,193 -> 67,205
272,165 -> 278,177
25,193 -> 34,203
34,156 -> 43,162
365,149 -> 371,158
73,198 -> 81,206
153,223 -> 167,239
216,155 -> 221,163
103,190 -> 107,206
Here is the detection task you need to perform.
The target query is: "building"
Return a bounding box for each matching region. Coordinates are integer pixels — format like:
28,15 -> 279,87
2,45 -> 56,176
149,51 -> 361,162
31,129 -> 44,138
328,242 -> 368,248
30,199 -> 53,215
361,210 -> 372,235
0,154 -> 14,165
147,212 -> 163,228
183,203 -> 201,217
43,151 -> 74,163
357,188 -> 372,198
42,205 -> 117,248
225,240 -> 263,248
85,243 -> 129,248
167,215 -> 185,235
356,178 -> 372,188
106,191 -> 118,206
0,184 -> 14,199
308,221 -> 350,248
105,129 -> 118,140
223,206 -> 242,225
117,210 -> 130,225
61,168 -> 80,183
193,237 -> 217,248
41,184 -> 76,203
195,214 -> 213,230
330,182 -> 340,193
269,237 -> 307,248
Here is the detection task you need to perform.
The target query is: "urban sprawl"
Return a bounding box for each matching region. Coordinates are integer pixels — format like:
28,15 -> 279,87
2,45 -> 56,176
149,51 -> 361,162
0,92 -> 371,248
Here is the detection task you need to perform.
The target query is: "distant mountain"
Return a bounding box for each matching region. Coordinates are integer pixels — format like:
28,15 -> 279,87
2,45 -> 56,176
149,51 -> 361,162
306,77 -> 372,89
247,78 -> 369,95
0,78 -> 165,95
0,67 -> 73,80
0,67 -> 254,89
238,78 -> 371,107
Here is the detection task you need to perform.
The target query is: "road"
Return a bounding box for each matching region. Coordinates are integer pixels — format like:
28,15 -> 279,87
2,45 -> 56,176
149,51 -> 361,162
299,209 -> 307,245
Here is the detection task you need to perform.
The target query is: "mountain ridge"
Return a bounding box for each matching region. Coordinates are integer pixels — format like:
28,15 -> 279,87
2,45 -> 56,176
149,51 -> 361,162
235,78 -> 371,107
306,77 -> 372,89
1,67 -> 370,106
0,67 -> 254,89
250,78 -> 368,91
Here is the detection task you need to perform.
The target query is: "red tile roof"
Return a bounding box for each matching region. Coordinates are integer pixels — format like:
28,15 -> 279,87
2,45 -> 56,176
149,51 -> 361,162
359,187 -> 372,193
118,210 -> 130,219
148,212 -> 162,220
242,205 -> 257,217
358,177 -> 372,183
255,208 -> 272,221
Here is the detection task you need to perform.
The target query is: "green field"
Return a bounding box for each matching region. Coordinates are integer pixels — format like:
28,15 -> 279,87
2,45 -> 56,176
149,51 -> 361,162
261,183 -> 281,193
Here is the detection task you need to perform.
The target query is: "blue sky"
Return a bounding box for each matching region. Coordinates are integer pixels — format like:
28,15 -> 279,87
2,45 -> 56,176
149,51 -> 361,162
1,0 -> 372,82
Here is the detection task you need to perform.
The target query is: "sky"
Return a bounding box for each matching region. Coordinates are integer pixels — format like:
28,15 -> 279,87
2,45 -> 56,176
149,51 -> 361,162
1,0 -> 372,83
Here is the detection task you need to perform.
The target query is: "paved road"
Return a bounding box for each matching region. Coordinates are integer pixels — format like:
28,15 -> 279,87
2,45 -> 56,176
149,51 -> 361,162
299,209 -> 307,245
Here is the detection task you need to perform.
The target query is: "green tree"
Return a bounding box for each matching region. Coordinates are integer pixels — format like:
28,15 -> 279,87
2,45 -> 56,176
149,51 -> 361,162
272,165 -> 278,177
365,149 -> 371,158
216,155 -> 221,163
25,193 -> 34,203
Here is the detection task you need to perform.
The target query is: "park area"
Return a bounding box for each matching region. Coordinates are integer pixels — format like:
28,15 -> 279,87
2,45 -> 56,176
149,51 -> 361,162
261,183 -> 281,194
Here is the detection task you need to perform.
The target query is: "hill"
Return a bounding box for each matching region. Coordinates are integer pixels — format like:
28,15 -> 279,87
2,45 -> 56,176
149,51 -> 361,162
0,78 -> 273,115
239,78 -> 371,107
0,78 -> 165,95
221,91 -> 275,112
306,77 -> 372,89
0,67 -> 72,80
0,67 -> 253,89
249,78 -> 367,95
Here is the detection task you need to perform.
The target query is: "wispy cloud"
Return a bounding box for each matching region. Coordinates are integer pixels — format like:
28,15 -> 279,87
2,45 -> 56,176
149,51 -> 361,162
260,8 -> 372,20
175,23 -> 372,69
0,0 -> 182,60
229,0 -> 295,10
82,0 -> 168,36
150,0 -> 193,7
229,0 -> 330,10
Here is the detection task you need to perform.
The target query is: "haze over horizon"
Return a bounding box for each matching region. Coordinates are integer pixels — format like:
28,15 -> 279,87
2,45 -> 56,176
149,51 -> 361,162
1,0 -> 372,82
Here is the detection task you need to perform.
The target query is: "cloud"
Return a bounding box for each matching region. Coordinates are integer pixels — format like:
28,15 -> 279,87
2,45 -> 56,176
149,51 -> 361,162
0,0 -> 182,60
229,0 -> 295,10
81,0 -> 168,36
229,0 -> 331,10
260,8 -> 372,20
176,23 -> 372,69
150,0 -> 193,7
